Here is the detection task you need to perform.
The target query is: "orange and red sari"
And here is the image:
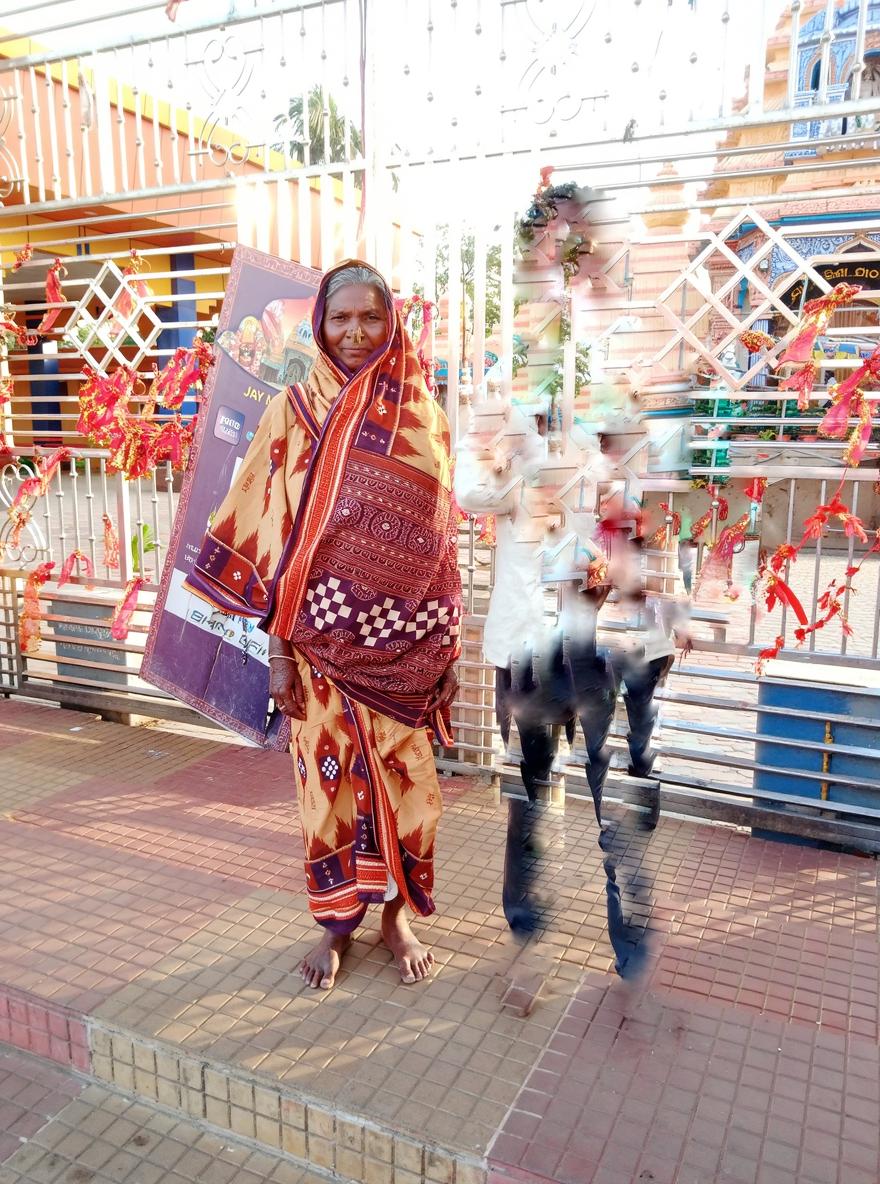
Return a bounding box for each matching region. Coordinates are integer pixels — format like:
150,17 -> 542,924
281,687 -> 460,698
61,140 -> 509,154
186,260 -> 461,932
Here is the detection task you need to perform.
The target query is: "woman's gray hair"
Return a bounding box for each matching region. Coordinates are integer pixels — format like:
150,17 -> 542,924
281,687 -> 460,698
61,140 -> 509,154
325,265 -> 390,301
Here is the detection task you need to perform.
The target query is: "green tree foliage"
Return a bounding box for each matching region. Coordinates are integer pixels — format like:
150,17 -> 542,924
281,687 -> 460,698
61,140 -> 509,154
435,228 -> 523,353
273,86 -> 363,173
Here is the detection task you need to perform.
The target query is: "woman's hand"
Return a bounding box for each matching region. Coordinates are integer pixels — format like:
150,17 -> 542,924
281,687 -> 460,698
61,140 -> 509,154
269,657 -> 307,720
426,665 -> 458,713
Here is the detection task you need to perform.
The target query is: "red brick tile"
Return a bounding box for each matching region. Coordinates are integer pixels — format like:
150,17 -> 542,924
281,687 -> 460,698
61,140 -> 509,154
504,1111 -> 540,1142
490,1132 -> 528,1167
554,1150 -> 597,1184
518,1141 -> 561,1179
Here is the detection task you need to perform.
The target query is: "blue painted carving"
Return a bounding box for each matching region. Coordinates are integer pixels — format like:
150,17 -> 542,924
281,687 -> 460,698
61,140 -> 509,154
738,244 -> 757,265
769,234 -> 880,285
800,1 -> 880,43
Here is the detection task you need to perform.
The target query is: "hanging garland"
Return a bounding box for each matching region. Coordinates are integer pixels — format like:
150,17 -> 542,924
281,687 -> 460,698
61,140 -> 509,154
738,328 -> 775,354
56,550 -> 96,589
36,258 -> 68,334
394,293 -> 437,394
77,334 -> 214,480
816,343 -> 880,466
694,512 -> 750,602
5,448 -> 73,552
689,485 -> 728,542
1,306 -> 38,351
110,577 -> 146,640
19,562 -> 54,656
107,250 -> 153,338
779,282 -> 861,365
102,513 -> 120,570
646,502 -> 682,550
743,477 -> 767,504
12,244 -> 33,271
754,481 -> 879,672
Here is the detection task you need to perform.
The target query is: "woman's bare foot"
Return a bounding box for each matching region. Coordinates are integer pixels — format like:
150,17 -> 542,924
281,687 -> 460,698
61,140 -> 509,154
381,897 -> 433,984
299,930 -> 351,990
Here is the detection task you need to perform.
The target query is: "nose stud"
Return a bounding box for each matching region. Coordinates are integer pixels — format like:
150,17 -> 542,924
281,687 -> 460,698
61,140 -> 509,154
353,327 -> 365,344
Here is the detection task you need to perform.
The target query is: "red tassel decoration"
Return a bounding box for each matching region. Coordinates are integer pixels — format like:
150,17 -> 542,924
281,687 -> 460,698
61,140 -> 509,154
12,243 -> 32,271
690,493 -> 728,542
395,294 -> 437,393
779,282 -> 861,365
110,577 -> 146,640
10,448 -> 72,516
77,365 -> 138,438
647,502 -> 682,549
108,251 -> 153,338
756,635 -> 786,676
778,361 -> 816,411
843,394 -> 873,467
19,561 -> 55,655
739,329 -> 775,353
743,477 -> 767,504
7,506 -> 30,551
1,310 -> 39,350
102,513 -> 120,570
36,258 -> 68,335
764,573 -> 808,626
695,512 -> 749,599
57,550 -> 95,588
824,343 -> 880,405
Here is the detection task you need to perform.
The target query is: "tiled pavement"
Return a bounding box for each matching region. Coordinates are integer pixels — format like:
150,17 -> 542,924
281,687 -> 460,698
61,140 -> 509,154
0,1043 -> 333,1184
0,698 -> 878,1183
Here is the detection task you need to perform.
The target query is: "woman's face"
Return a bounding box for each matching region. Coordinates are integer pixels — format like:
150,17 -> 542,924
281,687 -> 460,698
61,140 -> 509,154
322,282 -> 389,371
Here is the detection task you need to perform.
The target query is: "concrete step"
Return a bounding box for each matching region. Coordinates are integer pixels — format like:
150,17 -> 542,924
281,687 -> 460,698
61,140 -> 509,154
0,987 -> 484,1184
0,1040 -> 346,1184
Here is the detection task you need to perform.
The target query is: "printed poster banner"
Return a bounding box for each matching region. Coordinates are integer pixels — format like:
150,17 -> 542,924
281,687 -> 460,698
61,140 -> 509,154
141,245 -> 321,749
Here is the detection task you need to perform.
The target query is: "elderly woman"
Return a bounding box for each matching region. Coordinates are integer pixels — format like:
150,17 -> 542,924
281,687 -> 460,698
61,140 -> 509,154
187,260 -> 461,989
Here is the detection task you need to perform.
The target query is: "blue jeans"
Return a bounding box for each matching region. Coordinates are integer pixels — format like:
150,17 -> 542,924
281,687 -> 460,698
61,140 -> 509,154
507,640 -> 670,821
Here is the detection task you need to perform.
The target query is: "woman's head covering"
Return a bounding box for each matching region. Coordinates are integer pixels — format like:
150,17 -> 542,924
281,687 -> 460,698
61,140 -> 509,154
312,259 -> 394,378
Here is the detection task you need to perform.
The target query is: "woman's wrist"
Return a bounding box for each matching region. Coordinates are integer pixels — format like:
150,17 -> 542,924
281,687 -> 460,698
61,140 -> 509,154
268,636 -> 294,658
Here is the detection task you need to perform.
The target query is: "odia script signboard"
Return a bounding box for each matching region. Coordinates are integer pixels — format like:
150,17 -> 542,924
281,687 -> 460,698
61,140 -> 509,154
142,246 -> 321,748
783,259 -> 880,308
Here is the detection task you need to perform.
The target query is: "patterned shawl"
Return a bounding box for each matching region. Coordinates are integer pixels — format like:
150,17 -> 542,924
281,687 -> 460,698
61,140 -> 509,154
186,259 -> 461,739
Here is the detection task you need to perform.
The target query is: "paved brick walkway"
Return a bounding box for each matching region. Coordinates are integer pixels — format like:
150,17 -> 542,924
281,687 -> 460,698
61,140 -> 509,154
0,1044 -> 84,1167
0,1044 -> 330,1184
0,698 -> 878,1183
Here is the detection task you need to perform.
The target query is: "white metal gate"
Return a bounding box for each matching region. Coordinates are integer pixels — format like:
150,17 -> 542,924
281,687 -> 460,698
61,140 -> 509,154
2,0 -> 880,834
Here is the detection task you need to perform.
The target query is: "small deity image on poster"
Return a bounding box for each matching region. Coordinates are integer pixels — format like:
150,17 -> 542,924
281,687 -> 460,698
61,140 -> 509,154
215,295 -> 316,386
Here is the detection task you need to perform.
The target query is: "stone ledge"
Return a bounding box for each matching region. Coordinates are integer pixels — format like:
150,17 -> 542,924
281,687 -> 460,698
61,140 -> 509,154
87,1015 -> 487,1184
